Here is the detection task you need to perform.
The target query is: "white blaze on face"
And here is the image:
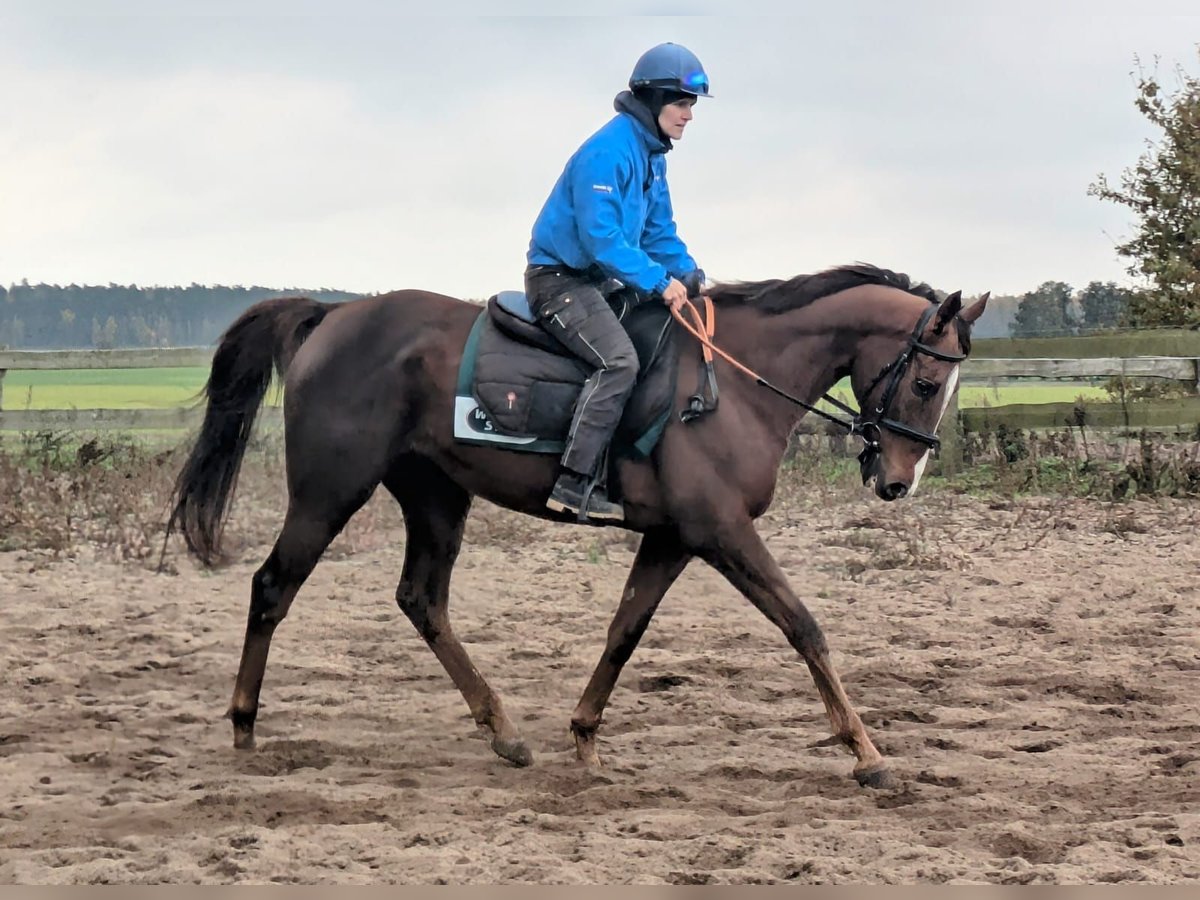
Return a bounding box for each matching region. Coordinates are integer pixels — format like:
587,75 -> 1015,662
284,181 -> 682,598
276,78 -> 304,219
909,365 -> 960,496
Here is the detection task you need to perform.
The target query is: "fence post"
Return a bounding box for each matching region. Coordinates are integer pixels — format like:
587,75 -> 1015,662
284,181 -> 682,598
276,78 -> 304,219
939,384 -> 963,477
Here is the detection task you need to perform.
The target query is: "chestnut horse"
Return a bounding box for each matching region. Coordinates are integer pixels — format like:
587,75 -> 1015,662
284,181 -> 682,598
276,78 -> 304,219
167,264 -> 986,788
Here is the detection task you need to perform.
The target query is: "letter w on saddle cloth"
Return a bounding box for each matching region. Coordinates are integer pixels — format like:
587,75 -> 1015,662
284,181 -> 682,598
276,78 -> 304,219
453,292 -> 721,458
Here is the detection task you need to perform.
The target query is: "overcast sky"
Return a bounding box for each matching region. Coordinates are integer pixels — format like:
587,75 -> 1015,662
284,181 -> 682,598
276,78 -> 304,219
2,4 -> 1198,300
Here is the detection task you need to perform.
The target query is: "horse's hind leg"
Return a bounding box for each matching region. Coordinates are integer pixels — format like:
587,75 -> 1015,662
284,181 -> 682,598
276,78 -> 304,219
694,519 -> 894,789
386,461 -> 532,767
570,527 -> 690,768
230,496 -> 367,749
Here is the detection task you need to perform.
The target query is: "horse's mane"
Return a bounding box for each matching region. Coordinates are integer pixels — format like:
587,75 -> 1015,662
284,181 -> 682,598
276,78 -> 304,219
707,263 -> 940,313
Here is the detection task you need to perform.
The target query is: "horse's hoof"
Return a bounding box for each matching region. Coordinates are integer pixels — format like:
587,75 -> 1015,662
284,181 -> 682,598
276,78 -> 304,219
232,730 -> 256,751
854,764 -> 896,790
575,745 -> 603,770
491,736 -> 533,768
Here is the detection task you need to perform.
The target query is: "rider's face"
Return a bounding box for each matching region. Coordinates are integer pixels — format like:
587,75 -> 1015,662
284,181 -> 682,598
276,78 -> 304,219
657,97 -> 696,141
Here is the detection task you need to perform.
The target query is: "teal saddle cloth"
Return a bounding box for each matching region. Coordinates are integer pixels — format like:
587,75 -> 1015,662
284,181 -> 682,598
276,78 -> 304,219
453,290 -> 679,458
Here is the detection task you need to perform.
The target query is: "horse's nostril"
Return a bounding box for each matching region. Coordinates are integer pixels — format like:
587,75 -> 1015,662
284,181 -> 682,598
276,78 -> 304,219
884,482 -> 908,501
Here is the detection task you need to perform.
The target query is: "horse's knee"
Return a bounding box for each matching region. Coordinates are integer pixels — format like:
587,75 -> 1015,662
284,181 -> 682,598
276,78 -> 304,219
789,612 -> 829,660
396,582 -> 440,642
394,581 -> 420,617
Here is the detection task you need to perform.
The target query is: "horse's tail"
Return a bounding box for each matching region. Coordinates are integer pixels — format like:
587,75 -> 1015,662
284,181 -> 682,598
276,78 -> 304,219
165,296 -> 332,567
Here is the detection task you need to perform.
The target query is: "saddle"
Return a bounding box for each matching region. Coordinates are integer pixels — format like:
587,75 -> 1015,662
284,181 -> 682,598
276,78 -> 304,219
453,290 -> 679,458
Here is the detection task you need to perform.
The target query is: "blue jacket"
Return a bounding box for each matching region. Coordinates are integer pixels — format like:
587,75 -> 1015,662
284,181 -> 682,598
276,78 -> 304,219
527,95 -> 698,296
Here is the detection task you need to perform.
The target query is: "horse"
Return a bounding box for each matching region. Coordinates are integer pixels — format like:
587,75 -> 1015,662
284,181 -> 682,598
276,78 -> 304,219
167,263 -> 987,789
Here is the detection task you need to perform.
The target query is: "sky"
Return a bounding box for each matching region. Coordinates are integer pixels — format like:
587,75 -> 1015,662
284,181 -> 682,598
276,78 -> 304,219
2,4 -> 1199,301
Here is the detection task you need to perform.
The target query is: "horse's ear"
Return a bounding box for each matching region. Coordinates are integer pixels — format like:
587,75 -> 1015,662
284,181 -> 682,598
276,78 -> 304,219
960,291 -> 990,325
933,290 -> 963,334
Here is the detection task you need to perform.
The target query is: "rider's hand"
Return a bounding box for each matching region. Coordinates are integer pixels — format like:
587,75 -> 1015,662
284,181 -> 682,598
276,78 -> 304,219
661,278 -> 689,312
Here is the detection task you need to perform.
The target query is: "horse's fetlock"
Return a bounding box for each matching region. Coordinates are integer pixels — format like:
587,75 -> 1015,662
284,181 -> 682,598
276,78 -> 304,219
229,706 -> 257,732
836,729 -> 863,755
570,715 -> 600,738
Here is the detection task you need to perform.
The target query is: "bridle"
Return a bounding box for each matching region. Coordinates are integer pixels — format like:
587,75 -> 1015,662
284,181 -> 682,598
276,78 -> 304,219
845,300 -> 966,482
670,297 -> 966,481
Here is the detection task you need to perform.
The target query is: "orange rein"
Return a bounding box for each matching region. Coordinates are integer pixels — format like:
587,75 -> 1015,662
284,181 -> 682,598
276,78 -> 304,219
670,294 -> 761,382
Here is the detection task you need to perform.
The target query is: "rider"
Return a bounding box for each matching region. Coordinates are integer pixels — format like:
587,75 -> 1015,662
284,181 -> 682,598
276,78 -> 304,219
526,41 -> 710,522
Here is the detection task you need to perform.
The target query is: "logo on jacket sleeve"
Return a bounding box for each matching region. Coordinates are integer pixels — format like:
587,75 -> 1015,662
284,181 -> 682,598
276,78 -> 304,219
592,184 -> 614,193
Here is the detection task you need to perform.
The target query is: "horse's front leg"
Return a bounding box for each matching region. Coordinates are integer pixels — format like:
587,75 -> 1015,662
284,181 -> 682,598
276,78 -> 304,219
694,518 -> 894,789
570,527 -> 691,768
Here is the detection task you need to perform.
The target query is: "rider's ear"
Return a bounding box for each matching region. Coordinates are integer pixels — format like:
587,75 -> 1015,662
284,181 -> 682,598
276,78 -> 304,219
932,290 -> 962,335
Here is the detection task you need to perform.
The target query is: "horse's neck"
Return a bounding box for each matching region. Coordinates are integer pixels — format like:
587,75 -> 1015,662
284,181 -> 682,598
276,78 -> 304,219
710,298 -> 853,437
711,289 -> 922,435
715,296 -> 849,391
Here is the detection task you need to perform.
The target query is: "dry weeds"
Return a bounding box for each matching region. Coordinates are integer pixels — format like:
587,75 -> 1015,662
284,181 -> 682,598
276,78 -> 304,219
1,426 -> 1197,569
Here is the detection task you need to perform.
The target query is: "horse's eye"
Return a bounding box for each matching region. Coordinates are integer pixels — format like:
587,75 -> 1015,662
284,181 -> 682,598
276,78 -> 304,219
914,378 -> 939,399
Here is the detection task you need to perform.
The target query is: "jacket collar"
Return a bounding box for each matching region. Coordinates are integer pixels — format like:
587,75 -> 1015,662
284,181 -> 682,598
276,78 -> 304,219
613,91 -> 671,154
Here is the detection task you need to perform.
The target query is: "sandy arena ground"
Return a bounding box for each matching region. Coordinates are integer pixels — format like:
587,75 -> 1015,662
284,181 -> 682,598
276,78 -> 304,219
1,488 -> 1198,884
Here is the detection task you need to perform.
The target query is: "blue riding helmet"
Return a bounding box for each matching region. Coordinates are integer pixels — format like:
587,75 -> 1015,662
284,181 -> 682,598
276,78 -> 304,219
629,42 -> 712,98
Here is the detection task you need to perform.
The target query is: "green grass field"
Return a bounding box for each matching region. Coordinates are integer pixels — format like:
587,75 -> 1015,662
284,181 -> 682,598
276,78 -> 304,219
956,381 -> 1109,406
1,368 -> 1111,411
2,367 -> 210,410
804,378 -> 1109,416
2,368 -> 280,410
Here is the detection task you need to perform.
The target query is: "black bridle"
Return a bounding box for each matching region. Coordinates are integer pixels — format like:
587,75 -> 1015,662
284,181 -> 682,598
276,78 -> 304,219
743,300 -> 965,481
845,301 -> 966,482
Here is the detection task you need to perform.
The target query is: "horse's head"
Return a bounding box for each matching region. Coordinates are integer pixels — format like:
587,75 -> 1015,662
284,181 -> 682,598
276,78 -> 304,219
852,290 -> 988,501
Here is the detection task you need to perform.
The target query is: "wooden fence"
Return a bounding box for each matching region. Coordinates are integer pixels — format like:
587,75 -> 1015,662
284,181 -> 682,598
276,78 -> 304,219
957,330 -> 1200,432
2,330 -> 1199,437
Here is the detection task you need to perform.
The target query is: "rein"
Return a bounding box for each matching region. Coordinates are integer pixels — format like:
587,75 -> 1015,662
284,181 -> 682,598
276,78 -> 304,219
671,298 -> 863,434
669,297 -> 965,470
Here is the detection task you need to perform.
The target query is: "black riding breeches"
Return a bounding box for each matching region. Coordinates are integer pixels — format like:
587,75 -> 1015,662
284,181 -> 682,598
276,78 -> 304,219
524,265 -> 640,479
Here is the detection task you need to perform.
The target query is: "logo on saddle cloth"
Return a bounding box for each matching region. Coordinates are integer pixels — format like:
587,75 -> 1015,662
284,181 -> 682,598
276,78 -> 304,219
453,292 -> 678,457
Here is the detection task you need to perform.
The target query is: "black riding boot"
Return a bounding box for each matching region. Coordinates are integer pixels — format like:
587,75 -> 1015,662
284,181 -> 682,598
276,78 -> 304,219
547,470 -> 624,522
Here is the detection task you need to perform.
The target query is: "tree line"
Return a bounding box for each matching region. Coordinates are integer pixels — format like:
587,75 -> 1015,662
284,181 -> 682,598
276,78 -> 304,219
0,277 -> 1134,350
1009,281 -> 1134,338
0,282 -> 361,350
0,277 -> 1152,350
